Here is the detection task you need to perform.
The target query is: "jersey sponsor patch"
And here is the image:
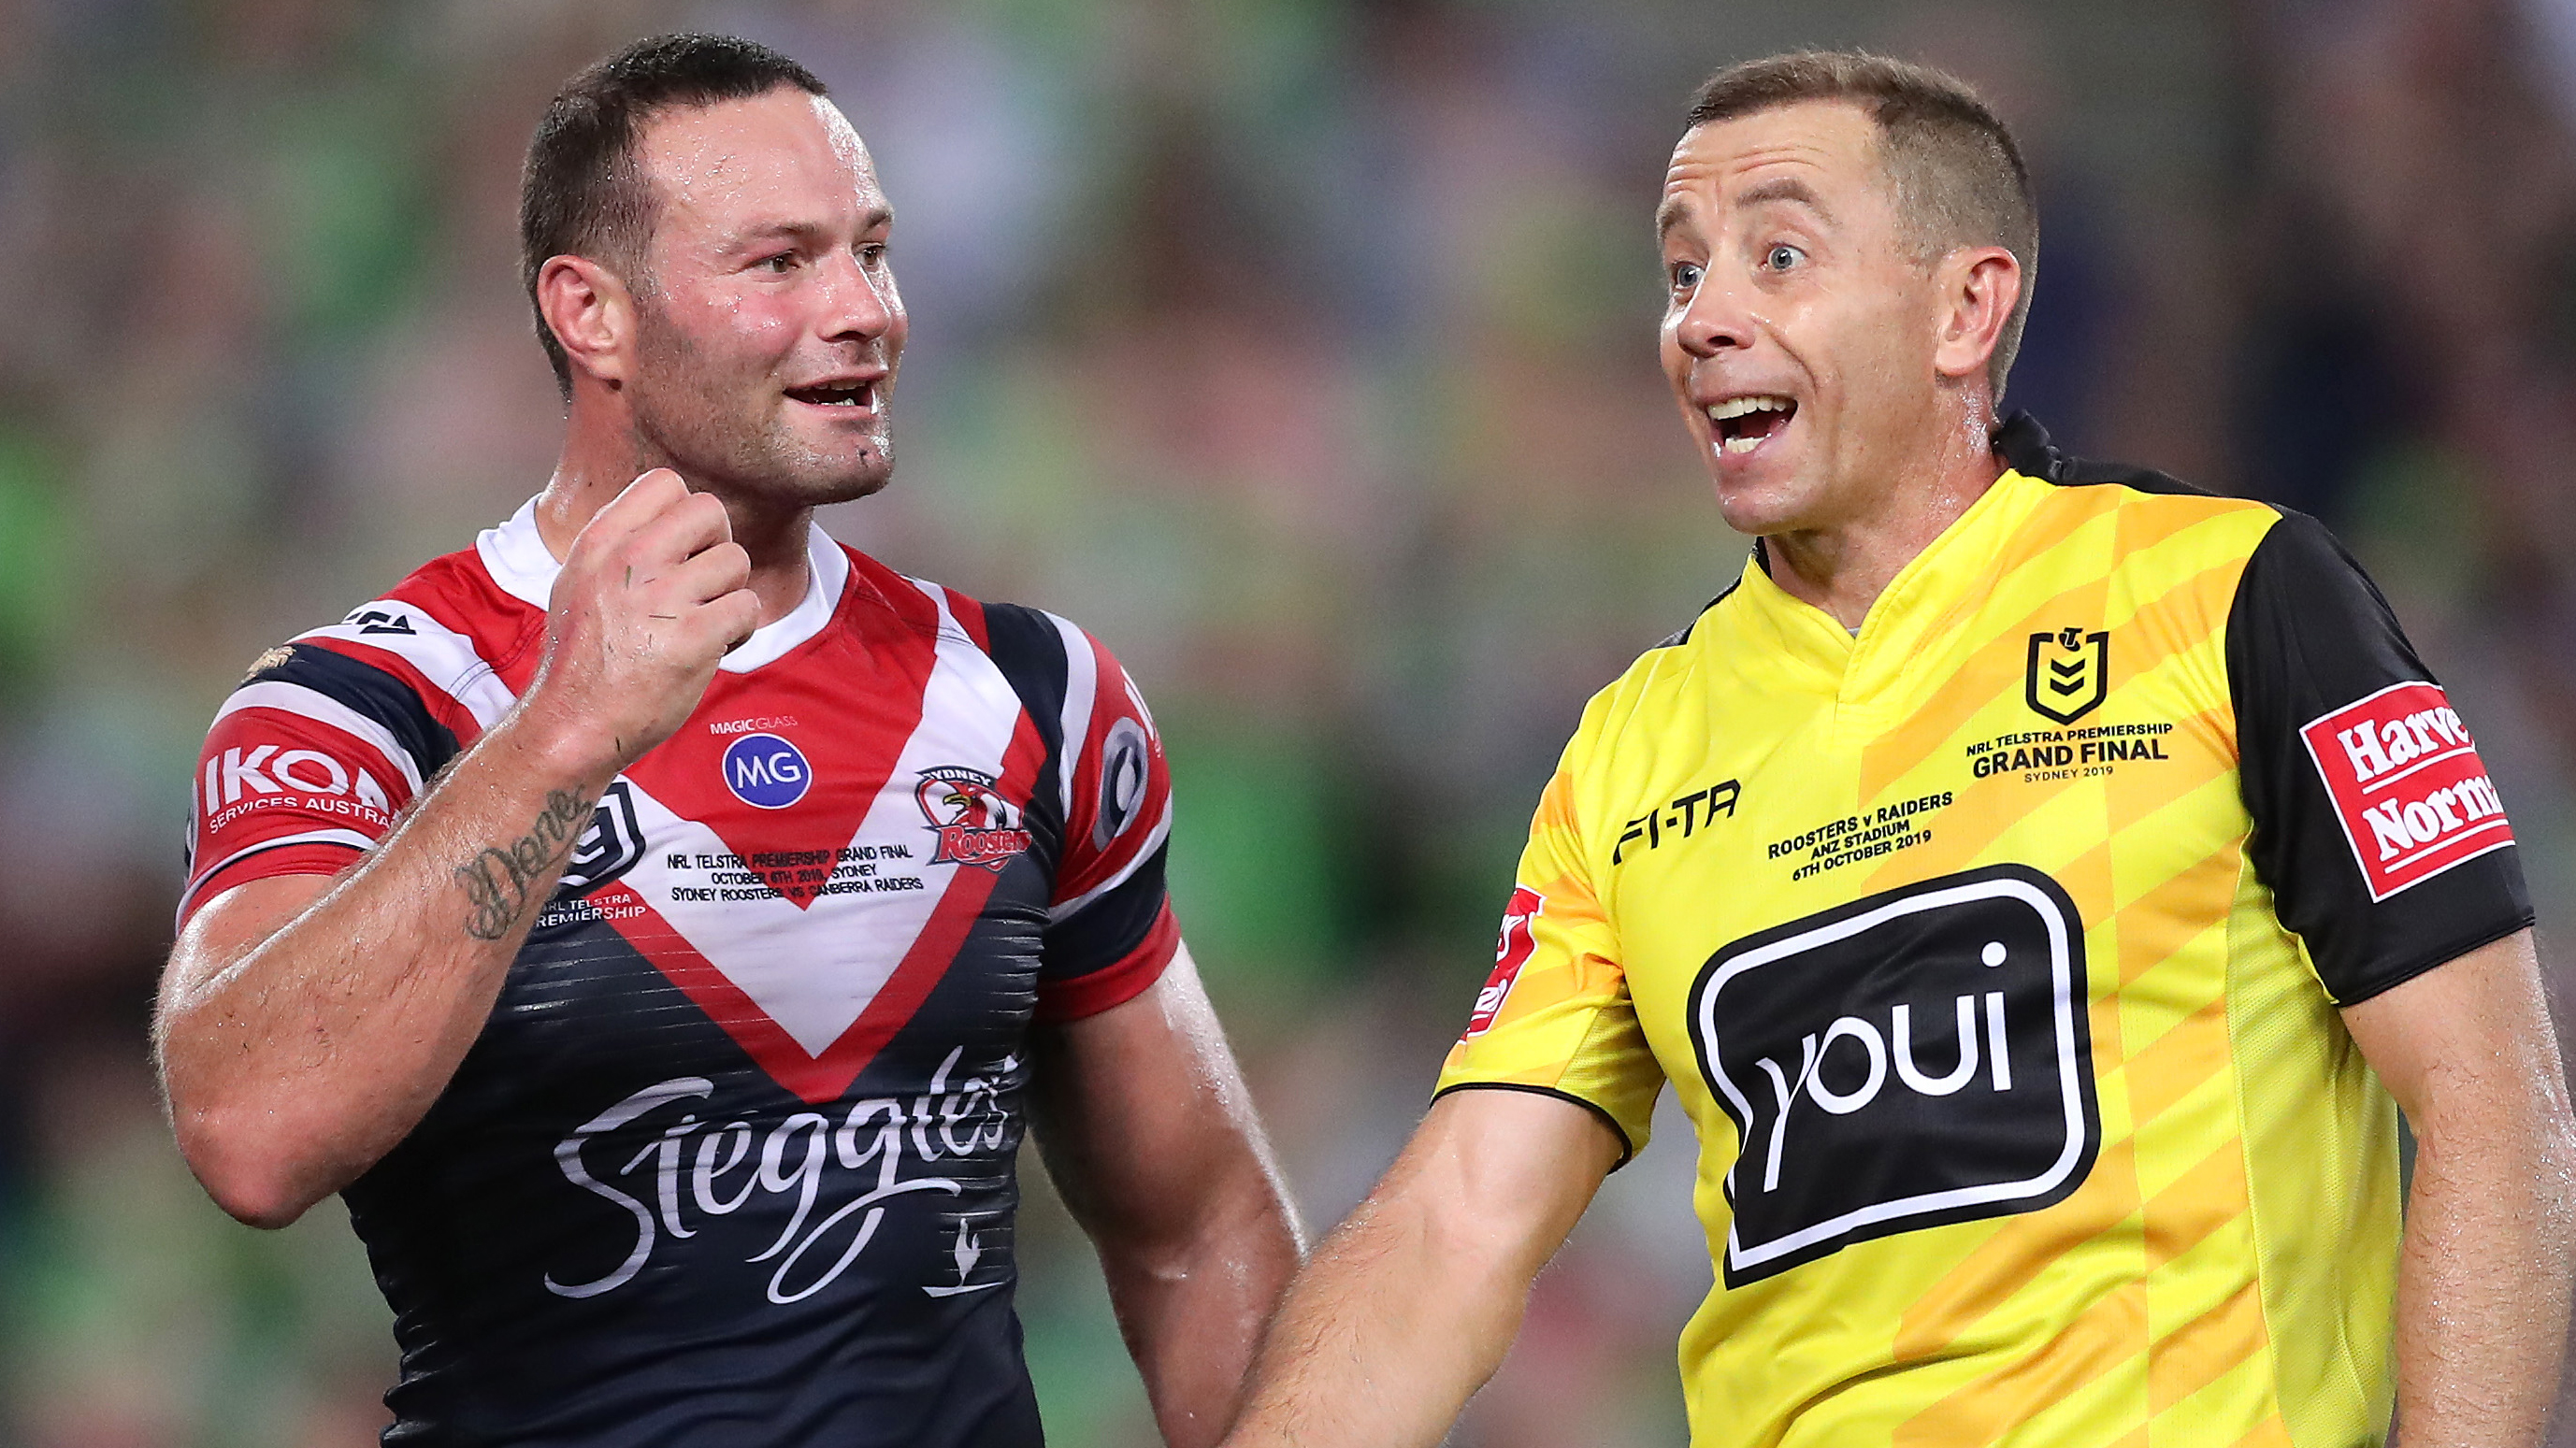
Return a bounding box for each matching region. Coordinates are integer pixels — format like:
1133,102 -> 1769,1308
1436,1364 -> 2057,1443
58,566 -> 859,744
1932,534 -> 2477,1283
1466,886 -> 1544,1038
723,733 -> 813,810
2297,681 -> 2515,902
1688,865 -> 2098,1286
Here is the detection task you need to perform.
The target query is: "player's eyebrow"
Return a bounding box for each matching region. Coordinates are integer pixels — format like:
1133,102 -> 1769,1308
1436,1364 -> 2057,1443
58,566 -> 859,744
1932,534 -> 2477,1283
722,207 -> 896,251
1655,197 -> 1693,242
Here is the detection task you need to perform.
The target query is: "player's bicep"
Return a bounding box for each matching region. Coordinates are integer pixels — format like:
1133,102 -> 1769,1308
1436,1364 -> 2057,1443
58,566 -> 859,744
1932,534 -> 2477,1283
1027,944 -> 1281,1243
163,873 -> 338,1016
2226,511 -> 2533,1003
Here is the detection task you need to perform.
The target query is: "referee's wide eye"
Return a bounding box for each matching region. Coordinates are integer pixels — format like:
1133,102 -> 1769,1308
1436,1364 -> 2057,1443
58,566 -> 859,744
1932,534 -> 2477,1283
1765,243 -> 1806,271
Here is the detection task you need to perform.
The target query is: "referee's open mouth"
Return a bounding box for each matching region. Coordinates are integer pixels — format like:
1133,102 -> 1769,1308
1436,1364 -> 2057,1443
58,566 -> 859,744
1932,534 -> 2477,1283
1708,394 -> 1795,456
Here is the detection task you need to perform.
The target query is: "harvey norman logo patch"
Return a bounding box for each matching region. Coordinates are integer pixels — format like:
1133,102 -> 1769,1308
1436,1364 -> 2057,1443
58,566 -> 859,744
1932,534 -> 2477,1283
2299,681 -> 2514,902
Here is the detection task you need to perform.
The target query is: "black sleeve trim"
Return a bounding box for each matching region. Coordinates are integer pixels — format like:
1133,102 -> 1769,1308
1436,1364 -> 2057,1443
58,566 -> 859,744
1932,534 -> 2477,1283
1429,1082 -> 1636,1171
977,601 -> 1072,850
2224,509 -> 2533,1003
256,643 -> 460,778
2329,911 -> 2534,1009
1042,842 -> 1171,981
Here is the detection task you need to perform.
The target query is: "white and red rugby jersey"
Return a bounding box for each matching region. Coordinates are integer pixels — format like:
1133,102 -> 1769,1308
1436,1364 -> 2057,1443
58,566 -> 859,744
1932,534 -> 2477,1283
180,500 -> 1180,1447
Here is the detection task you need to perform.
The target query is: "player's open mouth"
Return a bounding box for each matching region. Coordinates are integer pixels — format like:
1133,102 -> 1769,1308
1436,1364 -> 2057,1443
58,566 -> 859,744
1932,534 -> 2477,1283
1709,395 -> 1795,455
785,380 -> 876,410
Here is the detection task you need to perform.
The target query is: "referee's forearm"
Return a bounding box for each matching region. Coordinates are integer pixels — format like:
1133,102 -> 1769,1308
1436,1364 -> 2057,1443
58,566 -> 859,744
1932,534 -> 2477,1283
2388,1095 -> 2576,1444
1224,1188 -> 1534,1448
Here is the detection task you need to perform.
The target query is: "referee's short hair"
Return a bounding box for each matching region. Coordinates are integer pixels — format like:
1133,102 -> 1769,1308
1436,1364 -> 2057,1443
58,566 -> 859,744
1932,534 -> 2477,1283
1687,52 -> 2037,401
521,34 -> 828,398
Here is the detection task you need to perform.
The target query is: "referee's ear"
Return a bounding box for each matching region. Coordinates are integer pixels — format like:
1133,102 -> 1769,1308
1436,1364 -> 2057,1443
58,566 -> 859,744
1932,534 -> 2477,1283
537,253 -> 640,394
1931,244 -> 2022,393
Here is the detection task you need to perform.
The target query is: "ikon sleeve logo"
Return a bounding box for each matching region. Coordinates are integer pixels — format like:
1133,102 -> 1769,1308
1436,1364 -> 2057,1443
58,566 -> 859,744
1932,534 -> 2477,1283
1465,886 -> 1544,1038
2297,681 -> 2515,902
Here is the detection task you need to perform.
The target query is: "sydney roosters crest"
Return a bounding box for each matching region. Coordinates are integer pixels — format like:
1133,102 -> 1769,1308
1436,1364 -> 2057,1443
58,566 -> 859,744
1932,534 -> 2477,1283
915,767 -> 1033,871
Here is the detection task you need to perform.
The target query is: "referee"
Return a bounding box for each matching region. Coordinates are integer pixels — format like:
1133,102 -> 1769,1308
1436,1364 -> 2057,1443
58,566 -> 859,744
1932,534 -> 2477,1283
1221,51 -> 2573,1448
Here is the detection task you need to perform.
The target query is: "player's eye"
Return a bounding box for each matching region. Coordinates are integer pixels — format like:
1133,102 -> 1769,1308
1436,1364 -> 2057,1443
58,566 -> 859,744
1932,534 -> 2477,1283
858,242 -> 888,267
757,251 -> 798,273
1669,260 -> 1704,294
1763,243 -> 1806,272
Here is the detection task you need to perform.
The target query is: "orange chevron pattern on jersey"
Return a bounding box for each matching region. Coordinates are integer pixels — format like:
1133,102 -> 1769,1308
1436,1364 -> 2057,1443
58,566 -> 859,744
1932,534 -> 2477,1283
1439,467 -> 2400,1447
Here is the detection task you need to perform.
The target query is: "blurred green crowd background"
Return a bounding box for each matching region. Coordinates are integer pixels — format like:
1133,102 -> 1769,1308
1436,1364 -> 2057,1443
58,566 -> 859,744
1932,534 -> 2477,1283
3,0 -> 2574,1443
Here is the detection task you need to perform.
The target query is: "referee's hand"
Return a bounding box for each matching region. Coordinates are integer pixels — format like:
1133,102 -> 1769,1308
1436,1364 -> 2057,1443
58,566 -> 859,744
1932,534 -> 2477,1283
524,468 -> 760,775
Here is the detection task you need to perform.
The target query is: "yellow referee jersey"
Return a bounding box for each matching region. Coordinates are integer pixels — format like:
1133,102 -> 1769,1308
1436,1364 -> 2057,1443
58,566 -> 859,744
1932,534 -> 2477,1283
1438,416 -> 2531,1447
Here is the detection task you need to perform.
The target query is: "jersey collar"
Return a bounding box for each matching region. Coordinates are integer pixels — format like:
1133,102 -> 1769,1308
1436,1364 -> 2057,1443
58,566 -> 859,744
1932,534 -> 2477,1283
1726,466 -> 2052,704
475,495 -> 853,674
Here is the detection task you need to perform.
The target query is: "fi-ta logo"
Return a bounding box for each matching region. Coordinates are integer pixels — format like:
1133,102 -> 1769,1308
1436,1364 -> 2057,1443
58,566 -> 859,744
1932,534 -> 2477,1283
1688,864 -> 2099,1285
2026,626 -> 2109,724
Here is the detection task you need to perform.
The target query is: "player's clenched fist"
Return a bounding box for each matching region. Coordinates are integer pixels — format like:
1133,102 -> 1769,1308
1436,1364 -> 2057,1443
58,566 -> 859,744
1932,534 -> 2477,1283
524,469 -> 760,774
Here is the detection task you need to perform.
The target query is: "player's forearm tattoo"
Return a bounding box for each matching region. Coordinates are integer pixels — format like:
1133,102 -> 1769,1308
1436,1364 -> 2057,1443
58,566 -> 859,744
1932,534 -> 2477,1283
456,788 -> 597,940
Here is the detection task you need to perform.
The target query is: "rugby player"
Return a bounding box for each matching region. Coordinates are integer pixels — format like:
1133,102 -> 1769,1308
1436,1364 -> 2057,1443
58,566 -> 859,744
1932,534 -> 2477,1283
1220,51 -> 2573,1448
154,34 -> 1300,1446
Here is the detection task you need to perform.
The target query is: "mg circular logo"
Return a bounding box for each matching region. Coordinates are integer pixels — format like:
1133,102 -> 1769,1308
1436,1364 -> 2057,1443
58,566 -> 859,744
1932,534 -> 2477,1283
722,733 -> 812,810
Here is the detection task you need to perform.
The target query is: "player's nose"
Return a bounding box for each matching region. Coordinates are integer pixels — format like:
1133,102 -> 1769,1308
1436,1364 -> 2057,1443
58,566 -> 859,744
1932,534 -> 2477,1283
816,249 -> 900,345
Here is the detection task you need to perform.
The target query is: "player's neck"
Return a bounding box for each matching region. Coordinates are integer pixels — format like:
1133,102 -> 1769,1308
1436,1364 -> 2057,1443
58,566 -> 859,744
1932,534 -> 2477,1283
1762,410 -> 2005,632
538,423 -> 816,629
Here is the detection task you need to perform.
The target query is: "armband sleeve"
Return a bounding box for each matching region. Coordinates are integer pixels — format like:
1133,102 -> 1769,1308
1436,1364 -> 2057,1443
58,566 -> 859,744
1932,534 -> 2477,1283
2226,510 -> 2532,1004
180,641 -> 459,926
1035,625 -> 1179,1022
1434,767 -> 1663,1165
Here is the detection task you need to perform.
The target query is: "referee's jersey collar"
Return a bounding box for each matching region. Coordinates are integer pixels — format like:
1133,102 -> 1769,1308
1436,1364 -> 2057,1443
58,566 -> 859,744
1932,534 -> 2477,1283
474,495 -> 853,674
1731,467 -> 2051,694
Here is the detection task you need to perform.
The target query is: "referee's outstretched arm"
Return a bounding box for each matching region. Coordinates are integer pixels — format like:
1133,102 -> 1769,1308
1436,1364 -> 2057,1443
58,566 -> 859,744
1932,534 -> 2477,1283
1219,1088 -> 1619,1448
2339,927 -> 2576,1447
154,470 -> 757,1227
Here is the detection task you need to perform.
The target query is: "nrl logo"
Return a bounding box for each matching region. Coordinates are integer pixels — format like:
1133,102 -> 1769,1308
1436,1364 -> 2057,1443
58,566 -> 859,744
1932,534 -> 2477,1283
915,767 -> 1033,872
2025,626 -> 2109,725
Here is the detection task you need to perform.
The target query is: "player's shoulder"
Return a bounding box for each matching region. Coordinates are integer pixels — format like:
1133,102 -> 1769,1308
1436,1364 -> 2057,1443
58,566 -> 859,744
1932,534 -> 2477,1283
246,529 -> 536,718
860,551 -> 1106,679
859,552 -> 1158,766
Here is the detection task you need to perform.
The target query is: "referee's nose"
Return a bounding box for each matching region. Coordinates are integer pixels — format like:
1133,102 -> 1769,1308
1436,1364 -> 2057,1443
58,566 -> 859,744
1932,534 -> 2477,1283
1670,268 -> 1756,359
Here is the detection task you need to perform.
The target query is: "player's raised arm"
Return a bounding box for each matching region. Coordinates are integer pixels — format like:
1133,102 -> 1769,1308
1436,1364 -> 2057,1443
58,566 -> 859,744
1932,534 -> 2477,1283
156,470 -> 756,1227
1028,945 -> 1302,1448
1219,1088 -> 1620,1448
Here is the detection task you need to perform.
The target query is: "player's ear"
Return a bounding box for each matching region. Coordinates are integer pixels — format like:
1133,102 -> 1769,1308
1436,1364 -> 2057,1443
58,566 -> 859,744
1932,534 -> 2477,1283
1931,246 -> 2021,385
537,254 -> 640,390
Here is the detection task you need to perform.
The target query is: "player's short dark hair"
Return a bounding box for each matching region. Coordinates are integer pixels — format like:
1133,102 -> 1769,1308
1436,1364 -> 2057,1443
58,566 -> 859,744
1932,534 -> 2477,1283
1687,51 -> 2037,400
521,34 -> 827,397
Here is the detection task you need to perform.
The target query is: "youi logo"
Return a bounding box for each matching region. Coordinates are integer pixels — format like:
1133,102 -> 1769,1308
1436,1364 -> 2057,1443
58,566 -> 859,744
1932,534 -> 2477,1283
722,733 -> 813,810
